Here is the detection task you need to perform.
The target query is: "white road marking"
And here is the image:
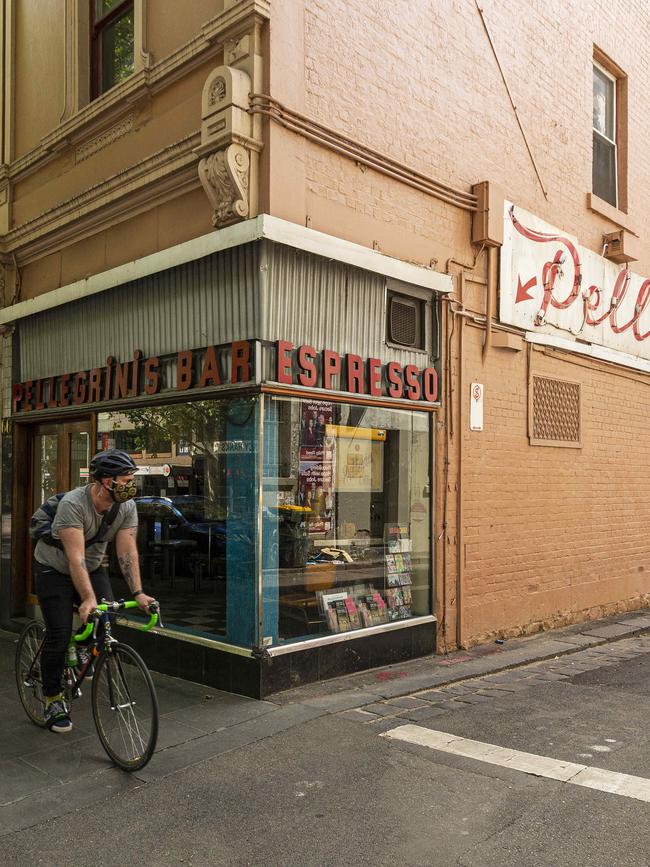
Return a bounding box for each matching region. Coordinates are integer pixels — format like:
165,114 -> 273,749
382,725 -> 650,803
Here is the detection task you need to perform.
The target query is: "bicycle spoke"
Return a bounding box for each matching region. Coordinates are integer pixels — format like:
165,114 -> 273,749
15,621 -> 47,727
107,657 -> 146,755
91,643 -> 158,771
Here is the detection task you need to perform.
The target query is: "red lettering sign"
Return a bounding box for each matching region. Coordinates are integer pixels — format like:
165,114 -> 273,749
198,346 -> 222,388
231,340 -> 251,383
177,351 -> 193,390
298,345 -> 317,386
323,350 -> 341,390
277,340 -> 294,384
10,339 -> 441,415
346,354 -> 365,394
144,357 -> 160,395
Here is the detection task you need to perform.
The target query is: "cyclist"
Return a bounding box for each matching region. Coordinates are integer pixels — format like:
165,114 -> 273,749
33,448 -> 155,733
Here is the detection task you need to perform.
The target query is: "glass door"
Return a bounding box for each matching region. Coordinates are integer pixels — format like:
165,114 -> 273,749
27,419 -> 93,596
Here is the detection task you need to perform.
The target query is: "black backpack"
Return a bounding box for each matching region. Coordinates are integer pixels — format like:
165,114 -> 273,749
30,492 -> 120,549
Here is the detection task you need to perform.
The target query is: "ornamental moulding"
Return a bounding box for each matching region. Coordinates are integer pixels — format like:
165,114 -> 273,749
75,114 -> 135,163
195,65 -> 261,229
3,134 -> 200,261
7,0 -> 271,184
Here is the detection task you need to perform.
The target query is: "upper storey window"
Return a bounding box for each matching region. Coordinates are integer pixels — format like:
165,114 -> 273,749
91,0 -> 135,98
592,62 -> 618,207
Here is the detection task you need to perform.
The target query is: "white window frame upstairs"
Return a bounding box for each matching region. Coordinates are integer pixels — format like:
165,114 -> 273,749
592,60 -> 618,209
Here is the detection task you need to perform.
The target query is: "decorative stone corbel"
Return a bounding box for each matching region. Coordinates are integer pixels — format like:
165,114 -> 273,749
195,65 -> 259,229
0,255 -> 19,308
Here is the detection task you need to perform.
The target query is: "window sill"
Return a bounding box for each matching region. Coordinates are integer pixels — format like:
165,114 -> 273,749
587,193 -> 637,236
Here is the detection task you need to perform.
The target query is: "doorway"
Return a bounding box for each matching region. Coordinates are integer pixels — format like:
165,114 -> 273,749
13,418 -> 94,613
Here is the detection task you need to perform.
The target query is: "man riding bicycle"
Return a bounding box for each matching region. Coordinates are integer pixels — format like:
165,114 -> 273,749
33,448 -> 155,733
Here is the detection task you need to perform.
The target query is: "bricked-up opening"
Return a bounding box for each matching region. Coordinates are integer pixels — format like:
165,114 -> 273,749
529,375 -> 581,448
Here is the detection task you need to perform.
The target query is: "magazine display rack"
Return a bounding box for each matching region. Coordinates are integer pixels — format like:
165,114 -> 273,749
384,524 -> 413,621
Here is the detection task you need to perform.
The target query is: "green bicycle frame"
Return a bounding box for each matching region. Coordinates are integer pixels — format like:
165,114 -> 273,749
74,600 -> 159,643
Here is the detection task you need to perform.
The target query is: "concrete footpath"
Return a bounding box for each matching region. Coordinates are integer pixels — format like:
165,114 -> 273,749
3,607 -> 650,836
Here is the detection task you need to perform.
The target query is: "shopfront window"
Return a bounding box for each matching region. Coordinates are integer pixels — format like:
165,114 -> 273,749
262,397 -> 431,644
99,396 -> 259,648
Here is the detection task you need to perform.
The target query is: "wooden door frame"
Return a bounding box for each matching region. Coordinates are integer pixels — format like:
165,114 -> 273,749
12,415 -> 96,614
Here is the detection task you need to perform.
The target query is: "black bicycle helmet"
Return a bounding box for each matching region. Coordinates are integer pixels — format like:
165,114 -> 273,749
89,449 -> 138,479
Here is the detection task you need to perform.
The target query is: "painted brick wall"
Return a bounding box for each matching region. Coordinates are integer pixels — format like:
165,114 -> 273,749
292,0 -> 650,271
274,0 -> 650,645
459,322 -> 650,644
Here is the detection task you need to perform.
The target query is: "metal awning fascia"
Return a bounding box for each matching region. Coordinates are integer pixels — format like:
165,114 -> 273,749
0,215 -> 451,326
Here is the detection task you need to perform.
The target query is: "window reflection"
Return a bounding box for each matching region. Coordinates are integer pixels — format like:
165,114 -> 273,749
263,398 -> 431,643
33,435 -> 58,504
102,397 -> 258,646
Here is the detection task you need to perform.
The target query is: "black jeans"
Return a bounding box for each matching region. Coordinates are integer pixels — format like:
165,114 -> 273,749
34,560 -> 114,698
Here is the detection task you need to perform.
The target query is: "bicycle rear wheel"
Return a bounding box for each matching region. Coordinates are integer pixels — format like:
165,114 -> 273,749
91,642 -> 159,771
15,620 -> 47,727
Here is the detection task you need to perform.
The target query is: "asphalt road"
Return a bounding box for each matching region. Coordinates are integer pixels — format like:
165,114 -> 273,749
3,633 -> 650,866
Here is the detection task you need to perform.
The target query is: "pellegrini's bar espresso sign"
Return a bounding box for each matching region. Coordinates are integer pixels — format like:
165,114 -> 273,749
12,338 -> 439,414
275,341 -> 439,403
12,341 -> 255,414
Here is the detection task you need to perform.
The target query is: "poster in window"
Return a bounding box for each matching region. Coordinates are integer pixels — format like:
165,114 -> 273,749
298,458 -> 334,534
330,426 -> 385,493
300,400 -> 334,460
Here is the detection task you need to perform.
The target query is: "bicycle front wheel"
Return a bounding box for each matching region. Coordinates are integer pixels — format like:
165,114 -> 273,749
15,620 -> 47,727
91,642 -> 159,771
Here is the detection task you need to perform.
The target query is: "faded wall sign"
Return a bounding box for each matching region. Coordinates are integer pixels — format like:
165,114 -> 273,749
500,201 -> 650,363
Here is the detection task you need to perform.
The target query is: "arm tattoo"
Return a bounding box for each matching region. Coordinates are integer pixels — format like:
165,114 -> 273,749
118,552 -> 138,591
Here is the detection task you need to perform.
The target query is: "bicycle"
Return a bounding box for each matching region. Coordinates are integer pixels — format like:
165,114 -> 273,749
15,599 -> 162,772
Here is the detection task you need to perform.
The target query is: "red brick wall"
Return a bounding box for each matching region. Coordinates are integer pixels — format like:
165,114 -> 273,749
459,322 -> 650,644
268,0 -> 650,645
269,0 -> 650,270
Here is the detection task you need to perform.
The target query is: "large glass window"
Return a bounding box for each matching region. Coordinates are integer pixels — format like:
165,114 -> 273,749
100,396 -> 260,648
262,397 -> 431,644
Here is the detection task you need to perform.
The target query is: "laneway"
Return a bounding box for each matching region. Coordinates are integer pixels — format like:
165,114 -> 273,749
3,629 -> 650,865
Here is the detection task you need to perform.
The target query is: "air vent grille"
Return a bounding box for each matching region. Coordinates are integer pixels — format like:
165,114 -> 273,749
389,298 -> 418,346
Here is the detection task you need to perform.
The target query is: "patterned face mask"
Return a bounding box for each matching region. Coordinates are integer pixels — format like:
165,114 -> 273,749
110,479 -> 137,502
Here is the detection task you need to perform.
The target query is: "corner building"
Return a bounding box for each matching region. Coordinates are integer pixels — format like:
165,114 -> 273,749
1,1 -> 649,696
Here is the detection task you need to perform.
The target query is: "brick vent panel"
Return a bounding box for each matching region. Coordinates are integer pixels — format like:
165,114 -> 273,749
531,375 -> 581,444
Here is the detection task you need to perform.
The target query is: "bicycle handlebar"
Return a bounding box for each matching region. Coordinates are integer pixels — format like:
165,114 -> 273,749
74,600 -> 160,642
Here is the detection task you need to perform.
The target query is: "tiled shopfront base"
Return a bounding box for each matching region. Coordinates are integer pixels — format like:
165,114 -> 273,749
117,621 -> 437,699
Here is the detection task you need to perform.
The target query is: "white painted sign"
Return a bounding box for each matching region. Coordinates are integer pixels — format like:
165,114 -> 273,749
134,465 -> 167,476
500,201 -> 650,363
470,382 -> 484,431
213,440 -> 251,454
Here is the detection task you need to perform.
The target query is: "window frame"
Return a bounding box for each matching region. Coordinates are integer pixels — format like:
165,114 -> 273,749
592,60 -> 618,208
90,0 -> 135,99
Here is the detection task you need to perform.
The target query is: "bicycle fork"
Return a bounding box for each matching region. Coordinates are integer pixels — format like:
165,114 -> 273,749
106,650 -> 137,712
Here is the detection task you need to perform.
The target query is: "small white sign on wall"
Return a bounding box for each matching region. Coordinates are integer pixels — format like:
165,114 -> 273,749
470,382 -> 484,431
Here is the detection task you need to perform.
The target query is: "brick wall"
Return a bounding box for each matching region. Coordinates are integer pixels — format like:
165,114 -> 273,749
292,0 -> 650,271
459,322 -> 650,644
274,0 -> 650,644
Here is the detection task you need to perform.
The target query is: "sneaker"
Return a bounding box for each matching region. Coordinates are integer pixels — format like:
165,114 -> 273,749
76,645 -> 94,680
44,696 -> 72,733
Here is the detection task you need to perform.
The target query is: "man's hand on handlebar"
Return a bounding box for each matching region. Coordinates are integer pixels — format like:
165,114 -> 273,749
78,595 -> 98,624
136,592 -> 157,614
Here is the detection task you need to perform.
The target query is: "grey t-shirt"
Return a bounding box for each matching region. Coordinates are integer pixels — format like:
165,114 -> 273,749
34,485 -> 138,574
